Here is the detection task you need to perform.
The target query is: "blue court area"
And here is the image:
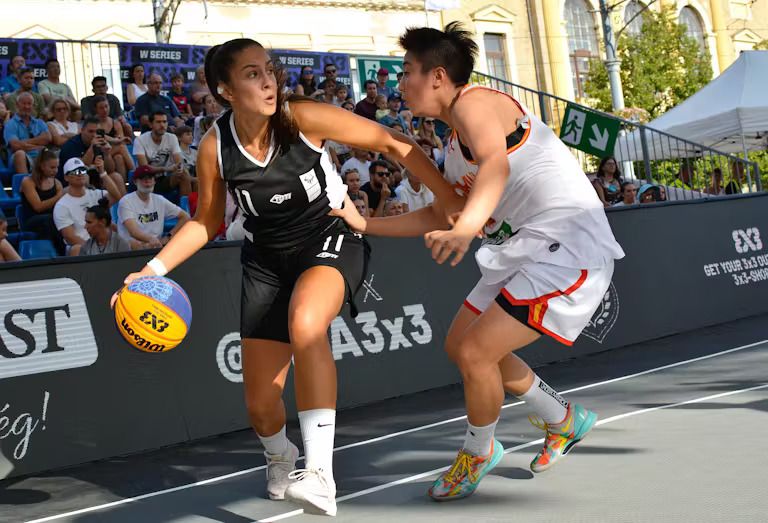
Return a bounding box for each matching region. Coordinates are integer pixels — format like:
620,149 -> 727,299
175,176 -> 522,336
3,314 -> 766,523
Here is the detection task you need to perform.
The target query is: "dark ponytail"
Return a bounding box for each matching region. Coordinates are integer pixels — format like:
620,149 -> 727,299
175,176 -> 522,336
204,38 -> 305,152
86,197 -> 111,227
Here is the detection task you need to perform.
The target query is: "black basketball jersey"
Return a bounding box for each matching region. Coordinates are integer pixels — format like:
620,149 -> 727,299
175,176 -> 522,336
214,110 -> 346,250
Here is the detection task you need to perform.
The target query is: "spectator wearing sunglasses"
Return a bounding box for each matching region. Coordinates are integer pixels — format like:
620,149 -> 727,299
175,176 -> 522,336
361,160 -> 393,217
318,63 -> 354,102
53,157 -> 122,256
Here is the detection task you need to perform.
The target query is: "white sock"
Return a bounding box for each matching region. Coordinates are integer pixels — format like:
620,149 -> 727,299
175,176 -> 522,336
298,408 -> 336,477
519,375 -> 569,424
463,418 -> 498,456
258,425 -> 289,456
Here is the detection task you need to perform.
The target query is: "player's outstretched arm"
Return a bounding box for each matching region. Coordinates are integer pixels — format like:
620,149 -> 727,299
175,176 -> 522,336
292,100 -> 461,211
333,193 -> 449,237
112,131 -> 226,299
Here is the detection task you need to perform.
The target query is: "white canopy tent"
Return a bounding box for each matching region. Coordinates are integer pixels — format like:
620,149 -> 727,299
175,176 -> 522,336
615,50 -> 768,162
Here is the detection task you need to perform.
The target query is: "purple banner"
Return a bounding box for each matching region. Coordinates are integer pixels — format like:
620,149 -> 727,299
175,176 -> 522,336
117,42 -> 351,105
0,39 -> 57,80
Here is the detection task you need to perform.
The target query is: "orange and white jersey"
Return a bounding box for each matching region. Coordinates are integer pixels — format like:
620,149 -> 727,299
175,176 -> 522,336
443,85 -> 624,283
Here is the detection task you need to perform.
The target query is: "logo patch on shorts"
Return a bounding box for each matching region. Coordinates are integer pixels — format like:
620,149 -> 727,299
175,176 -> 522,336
270,192 -> 292,204
582,281 -> 619,344
549,243 -> 560,252
316,252 -> 338,259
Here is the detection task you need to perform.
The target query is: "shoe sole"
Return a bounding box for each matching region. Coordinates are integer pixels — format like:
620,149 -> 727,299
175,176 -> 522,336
430,439 -> 505,502
284,489 -> 337,516
531,410 -> 598,474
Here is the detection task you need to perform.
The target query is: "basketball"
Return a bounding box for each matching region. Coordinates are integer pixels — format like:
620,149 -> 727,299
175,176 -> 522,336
114,276 -> 192,353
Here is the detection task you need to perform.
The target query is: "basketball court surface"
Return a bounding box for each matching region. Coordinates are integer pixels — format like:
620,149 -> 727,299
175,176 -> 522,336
3,313 -> 766,523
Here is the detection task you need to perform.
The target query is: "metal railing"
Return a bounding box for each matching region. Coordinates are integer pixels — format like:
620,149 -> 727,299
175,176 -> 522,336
471,72 -> 762,199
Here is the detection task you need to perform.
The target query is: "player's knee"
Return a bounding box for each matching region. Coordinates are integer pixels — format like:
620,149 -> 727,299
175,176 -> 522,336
452,340 -> 490,374
288,308 -> 327,349
244,388 -> 281,422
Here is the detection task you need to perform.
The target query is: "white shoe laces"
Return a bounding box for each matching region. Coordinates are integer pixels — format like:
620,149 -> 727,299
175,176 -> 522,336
288,468 -> 332,493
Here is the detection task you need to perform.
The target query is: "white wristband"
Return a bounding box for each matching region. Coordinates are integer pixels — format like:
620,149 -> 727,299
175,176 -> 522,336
146,258 -> 168,277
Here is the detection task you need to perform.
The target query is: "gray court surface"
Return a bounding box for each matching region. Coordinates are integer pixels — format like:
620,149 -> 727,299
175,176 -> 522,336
3,314 -> 767,523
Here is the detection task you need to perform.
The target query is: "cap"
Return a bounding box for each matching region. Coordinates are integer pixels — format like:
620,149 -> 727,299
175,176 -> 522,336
387,93 -> 401,102
377,67 -> 389,75
63,157 -> 87,175
132,165 -> 156,180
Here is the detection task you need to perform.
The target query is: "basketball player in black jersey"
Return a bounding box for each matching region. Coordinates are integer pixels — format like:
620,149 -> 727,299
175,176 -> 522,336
115,39 -> 461,517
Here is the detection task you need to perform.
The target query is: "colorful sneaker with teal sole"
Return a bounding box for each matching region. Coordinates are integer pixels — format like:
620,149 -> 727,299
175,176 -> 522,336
530,403 -> 597,473
428,438 -> 504,501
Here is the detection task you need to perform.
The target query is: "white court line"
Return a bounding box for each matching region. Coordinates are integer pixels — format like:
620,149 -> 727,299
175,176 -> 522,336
258,382 -> 768,522
25,338 -> 768,523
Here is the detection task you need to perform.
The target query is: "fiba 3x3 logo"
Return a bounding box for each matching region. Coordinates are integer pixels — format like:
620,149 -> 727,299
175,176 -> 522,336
582,282 -> 619,344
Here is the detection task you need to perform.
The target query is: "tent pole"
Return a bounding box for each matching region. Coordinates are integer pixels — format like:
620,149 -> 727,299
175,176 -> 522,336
741,134 -> 755,192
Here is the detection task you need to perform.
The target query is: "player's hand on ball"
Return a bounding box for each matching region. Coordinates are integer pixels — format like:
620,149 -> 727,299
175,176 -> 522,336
110,268 -> 155,309
424,228 -> 474,267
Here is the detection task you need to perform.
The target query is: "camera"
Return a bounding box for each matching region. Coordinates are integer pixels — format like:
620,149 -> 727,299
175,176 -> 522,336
87,167 -> 102,188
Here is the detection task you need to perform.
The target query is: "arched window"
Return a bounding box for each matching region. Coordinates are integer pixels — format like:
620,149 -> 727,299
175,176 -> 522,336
679,6 -> 706,52
624,0 -> 644,37
565,0 -> 599,98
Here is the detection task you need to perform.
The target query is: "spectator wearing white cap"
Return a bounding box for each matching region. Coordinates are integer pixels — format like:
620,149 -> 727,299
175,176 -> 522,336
117,165 -> 190,249
53,157 -> 123,256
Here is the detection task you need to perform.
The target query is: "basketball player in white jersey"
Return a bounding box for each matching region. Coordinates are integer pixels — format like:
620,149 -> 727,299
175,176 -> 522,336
335,23 -> 625,500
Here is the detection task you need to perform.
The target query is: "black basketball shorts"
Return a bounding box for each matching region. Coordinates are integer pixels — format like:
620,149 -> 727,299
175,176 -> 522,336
240,218 -> 370,343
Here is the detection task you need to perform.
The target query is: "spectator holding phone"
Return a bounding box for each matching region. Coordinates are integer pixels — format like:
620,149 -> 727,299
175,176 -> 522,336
58,116 -> 126,194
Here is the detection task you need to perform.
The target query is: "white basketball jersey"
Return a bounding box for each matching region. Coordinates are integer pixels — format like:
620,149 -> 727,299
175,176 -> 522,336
443,85 -> 624,283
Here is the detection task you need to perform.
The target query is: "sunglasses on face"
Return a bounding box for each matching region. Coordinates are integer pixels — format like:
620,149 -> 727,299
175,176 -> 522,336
424,120 -> 434,124
302,70 -> 313,75
375,171 -> 390,177
326,69 -> 336,73
67,167 -> 88,177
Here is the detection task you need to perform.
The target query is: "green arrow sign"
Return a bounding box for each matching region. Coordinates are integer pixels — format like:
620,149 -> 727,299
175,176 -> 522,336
356,56 -> 403,90
559,103 -> 620,157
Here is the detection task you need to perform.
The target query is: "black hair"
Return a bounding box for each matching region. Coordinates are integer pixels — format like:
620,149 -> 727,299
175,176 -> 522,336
398,22 -> 478,86
129,64 -> 145,82
204,38 -> 304,151
170,72 -> 184,82
44,58 -> 59,68
364,79 -> 377,89
620,181 -> 636,192
92,76 -> 107,86
150,111 -> 168,122
597,156 -> 622,180
92,95 -> 108,106
86,197 -> 111,227
369,159 -> 389,175
82,116 -> 100,127
17,67 -> 33,77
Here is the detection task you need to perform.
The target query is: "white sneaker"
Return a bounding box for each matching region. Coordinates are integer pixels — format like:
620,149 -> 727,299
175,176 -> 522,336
265,441 -> 299,500
284,468 -> 337,516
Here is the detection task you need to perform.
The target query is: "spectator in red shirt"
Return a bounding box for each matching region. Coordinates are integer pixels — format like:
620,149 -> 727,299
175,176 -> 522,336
169,73 -> 193,118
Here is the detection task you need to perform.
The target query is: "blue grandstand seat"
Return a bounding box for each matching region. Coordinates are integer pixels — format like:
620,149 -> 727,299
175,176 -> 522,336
11,173 -> 28,198
7,231 -> 35,250
0,186 -> 20,212
19,239 -> 58,260
179,195 -> 190,214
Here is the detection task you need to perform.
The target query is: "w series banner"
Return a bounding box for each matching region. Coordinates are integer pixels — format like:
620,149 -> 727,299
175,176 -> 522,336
117,43 -> 350,99
0,39 -> 57,80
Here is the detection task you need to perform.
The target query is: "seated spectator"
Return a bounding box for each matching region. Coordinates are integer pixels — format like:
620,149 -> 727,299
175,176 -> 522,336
390,122 -> 405,134
416,117 -> 444,156
175,126 -> 197,176
47,99 -> 79,150
377,94 -> 408,129
350,193 -> 368,217
342,168 -> 369,209
376,67 -> 394,98
637,183 -> 662,204
81,76 -> 132,138
53,157 -> 122,256
58,116 -> 125,193
341,100 -> 354,112
592,156 -> 622,207
0,216 -> 21,262
133,111 -> 193,195
705,168 -> 724,195
318,83 -> 336,104
4,92 -> 51,174
613,182 -> 637,206
333,85 -> 349,107
341,148 -> 372,185
80,199 -> 132,255
387,160 -> 404,188
6,69 -> 46,118
374,94 -> 388,121
295,66 -> 322,97
117,166 -> 190,248
395,170 -> 434,212
354,80 -> 378,121
169,73 -> 193,118
318,63 -> 354,101
38,59 -> 80,116
0,55 -> 32,99
416,138 -> 437,165
20,148 -> 66,249
94,96 -> 135,178
188,65 -> 210,116
0,101 -> 9,165
725,162 -> 754,194
383,198 -> 405,217
126,64 -> 148,108
134,74 -> 184,131
361,160 -> 393,217
192,94 -> 222,146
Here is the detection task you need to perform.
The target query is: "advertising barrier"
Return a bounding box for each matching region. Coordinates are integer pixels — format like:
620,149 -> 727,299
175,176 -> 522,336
1,194 -> 767,478
0,39 -> 56,81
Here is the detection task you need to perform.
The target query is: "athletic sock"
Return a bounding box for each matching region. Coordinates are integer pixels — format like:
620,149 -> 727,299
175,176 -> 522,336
463,418 -> 498,456
258,425 -> 289,456
518,374 -> 569,424
298,408 -> 336,477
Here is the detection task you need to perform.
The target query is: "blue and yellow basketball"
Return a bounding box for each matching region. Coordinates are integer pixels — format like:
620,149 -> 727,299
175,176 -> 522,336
114,276 -> 192,353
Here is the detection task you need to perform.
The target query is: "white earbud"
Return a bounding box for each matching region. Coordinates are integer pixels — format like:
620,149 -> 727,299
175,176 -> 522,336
217,86 -> 224,95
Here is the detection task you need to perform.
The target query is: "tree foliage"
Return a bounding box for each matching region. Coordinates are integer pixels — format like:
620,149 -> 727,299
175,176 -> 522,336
585,6 -> 712,118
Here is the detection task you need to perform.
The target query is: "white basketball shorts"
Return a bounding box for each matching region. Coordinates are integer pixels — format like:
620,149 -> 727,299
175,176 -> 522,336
464,260 -> 615,346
